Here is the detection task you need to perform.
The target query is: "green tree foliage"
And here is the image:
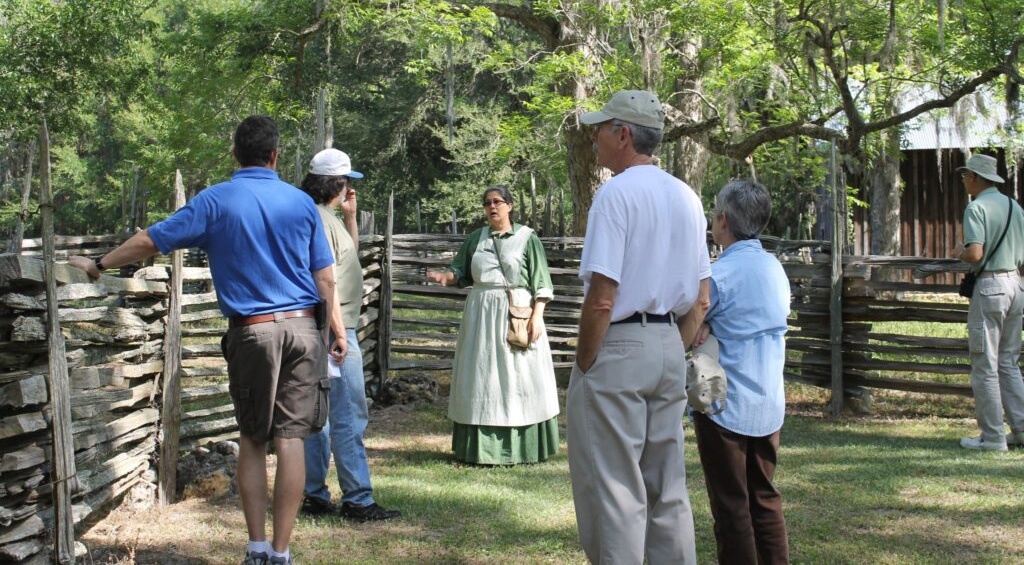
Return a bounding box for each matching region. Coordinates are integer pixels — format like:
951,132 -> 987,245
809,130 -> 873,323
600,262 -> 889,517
0,0 -> 1019,241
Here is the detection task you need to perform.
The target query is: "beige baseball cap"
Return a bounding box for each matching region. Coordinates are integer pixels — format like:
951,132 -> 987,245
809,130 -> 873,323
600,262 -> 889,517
686,335 -> 727,415
580,90 -> 665,130
956,154 -> 1004,183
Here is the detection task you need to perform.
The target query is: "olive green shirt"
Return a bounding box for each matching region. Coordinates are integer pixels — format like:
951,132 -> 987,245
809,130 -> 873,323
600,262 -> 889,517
963,187 -> 1024,273
449,224 -> 554,299
317,204 -> 363,326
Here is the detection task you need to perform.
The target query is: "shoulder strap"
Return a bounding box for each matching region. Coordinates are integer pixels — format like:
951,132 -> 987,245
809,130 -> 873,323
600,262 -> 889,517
492,234 -> 513,291
975,195 -> 1014,274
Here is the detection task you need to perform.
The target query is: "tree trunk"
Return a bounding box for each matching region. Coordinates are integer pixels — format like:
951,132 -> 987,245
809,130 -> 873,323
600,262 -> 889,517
671,46 -> 710,195
867,143 -> 902,256
9,143 -> 37,253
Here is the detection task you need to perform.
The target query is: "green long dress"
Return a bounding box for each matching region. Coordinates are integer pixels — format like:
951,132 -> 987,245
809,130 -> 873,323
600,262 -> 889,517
446,224 -> 560,464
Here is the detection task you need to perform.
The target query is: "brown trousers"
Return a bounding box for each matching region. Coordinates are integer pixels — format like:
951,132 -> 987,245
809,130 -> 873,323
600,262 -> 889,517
693,413 -> 790,565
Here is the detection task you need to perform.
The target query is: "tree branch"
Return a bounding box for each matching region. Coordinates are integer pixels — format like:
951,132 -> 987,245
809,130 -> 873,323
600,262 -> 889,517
860,36 -> 1023,137
478,2 -> 560,49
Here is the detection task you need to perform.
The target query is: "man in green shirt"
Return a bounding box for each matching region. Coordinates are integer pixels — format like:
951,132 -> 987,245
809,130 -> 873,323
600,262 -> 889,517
952,154 -> 1024,451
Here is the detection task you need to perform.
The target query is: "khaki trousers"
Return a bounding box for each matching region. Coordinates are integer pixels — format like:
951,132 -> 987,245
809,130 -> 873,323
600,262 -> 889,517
967,271 -> 1024,442
567,322 -> 697,564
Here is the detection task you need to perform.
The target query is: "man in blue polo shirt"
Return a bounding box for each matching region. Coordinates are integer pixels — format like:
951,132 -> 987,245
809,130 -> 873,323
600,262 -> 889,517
69,116 -> 347,565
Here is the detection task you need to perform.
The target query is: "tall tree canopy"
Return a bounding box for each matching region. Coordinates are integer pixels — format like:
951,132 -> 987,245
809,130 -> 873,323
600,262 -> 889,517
0,0 -> 1020,240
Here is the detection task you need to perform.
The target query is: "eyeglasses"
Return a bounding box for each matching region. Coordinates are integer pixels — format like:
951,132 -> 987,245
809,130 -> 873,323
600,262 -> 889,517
483,199 -> 508,207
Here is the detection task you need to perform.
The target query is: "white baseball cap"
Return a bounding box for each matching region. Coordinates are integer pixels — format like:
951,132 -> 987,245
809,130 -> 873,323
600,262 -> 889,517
309,148 -> 363,179
580,90 -> 665,130
686,335 -> 728,415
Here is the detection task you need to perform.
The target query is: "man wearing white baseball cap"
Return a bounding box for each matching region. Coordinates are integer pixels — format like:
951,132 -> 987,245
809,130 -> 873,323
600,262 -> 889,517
569,90 -> 710,563
952,153 -> 1024,452
299,148 -> 402,522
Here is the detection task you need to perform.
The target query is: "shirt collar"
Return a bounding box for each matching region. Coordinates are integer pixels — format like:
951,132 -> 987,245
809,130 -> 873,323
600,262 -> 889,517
232,167 -> 280,181
978,186 -> 1001,198
491,223 -> 520,238
719,238 -> 763,259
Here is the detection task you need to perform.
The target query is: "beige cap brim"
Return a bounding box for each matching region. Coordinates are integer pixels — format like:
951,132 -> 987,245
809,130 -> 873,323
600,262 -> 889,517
580,110 -> 613,126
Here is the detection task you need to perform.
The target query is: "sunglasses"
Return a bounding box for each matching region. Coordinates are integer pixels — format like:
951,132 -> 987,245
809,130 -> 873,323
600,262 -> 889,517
483,199 -> 508,207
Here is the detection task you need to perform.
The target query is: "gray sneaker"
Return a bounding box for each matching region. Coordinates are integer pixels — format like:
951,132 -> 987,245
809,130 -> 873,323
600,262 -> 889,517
960,436 -> 1008,451
1007,431 -> 1024,447
269,556 -> 293,565
242,551 -> 269,565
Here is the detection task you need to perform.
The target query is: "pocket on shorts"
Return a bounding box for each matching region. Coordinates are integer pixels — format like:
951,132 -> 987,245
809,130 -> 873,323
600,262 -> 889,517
967,324 -> 986,354
229,385 -> 257,433
314,378 -> 331,428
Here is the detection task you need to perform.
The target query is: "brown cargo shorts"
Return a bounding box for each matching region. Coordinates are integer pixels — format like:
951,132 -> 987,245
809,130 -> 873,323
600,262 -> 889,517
221,316 -> 329,443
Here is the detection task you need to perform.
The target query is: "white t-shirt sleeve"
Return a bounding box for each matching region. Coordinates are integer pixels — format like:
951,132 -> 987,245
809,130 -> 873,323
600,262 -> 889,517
579,200 -> 626,285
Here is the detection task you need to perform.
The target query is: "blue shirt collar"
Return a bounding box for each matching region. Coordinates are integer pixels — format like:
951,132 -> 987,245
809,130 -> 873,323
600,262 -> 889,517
977,186 -> 1001,198
719,238 -> 763,259
232,167 -> 280,181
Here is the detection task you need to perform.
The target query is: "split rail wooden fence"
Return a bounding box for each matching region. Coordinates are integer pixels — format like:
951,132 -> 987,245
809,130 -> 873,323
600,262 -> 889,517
0,224 -> 991,564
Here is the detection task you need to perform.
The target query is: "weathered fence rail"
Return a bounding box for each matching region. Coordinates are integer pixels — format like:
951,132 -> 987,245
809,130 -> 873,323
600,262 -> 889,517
0,232 -> 385,563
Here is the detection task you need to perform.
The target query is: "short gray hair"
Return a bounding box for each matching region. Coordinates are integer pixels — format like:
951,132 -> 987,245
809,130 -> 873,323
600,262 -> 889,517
610,119 -> 663,156
715,179 -> 772,240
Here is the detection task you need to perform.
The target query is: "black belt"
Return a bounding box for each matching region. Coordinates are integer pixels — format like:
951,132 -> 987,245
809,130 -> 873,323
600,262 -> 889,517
229,308 -> 315,328
611,312 -> 675,325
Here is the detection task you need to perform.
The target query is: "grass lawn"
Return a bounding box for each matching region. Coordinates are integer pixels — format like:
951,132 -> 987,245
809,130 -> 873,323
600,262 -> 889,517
82,383 -> 1024,564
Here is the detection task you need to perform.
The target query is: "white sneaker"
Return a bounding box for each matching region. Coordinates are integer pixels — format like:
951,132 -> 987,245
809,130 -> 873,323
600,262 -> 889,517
960,436 -> 1008,452
1007,431 -> 1024,447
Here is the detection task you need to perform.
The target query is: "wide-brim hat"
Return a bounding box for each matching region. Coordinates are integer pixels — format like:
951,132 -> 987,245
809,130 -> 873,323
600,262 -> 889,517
686,335 -> 727,415
309,148 -> 364,179
956,154 -> 1004,183
580,90 -> 665,130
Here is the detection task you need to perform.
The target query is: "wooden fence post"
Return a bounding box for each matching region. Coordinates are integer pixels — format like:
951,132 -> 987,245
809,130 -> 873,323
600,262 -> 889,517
829,142 -> 845,416
158,170 -> 186,505
375,192 -> 394,397
39,117 -> 78,564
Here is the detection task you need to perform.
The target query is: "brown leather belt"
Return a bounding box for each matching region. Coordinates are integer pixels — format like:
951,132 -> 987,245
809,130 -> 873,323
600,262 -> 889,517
229,308 -> 315,328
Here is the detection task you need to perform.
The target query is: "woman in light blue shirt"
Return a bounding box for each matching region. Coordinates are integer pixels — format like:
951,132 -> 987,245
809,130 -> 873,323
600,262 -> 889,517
694,179 -> 791,564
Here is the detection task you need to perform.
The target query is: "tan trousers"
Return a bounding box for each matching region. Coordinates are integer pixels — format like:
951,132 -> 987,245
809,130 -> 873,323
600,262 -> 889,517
968,271 -> 1024,442
567,322 -> 697,564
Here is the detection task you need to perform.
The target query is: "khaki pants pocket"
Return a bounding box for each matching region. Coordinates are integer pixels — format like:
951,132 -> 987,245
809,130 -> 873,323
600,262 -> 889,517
968,324 -> 986,355
314,378 -> 332,428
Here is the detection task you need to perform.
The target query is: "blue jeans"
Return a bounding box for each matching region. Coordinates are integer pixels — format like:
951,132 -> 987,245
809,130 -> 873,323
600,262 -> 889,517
303,329 -> 374,506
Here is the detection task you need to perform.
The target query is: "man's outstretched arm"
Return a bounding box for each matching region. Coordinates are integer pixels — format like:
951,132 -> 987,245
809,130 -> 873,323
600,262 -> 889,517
67,229 -> 160,278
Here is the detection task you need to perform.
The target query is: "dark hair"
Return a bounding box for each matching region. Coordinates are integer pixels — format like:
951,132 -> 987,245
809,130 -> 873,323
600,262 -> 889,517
233,115 -> 279,167
715,179 -> 772,240
300,174 -> 347,205
481,185 -> 514,206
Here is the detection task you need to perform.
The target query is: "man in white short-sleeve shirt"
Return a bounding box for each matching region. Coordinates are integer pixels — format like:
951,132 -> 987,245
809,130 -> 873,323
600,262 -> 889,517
568,90 -> 711,564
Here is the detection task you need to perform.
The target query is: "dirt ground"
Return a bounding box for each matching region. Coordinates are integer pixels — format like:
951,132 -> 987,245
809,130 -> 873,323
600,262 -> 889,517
79,397 -> 442,565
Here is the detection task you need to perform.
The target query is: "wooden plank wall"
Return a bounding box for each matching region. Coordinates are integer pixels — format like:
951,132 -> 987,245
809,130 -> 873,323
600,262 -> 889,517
854,148 -> 1024,285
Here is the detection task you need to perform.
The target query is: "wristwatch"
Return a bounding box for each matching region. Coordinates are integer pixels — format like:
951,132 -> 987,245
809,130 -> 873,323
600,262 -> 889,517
94,257 -> 108,272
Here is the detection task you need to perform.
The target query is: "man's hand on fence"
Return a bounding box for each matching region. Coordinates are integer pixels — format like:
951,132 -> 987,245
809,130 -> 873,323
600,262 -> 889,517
67,255 -> 101,280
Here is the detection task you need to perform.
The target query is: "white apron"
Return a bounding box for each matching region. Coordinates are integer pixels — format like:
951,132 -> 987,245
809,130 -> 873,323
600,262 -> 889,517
447,227 -> 560,426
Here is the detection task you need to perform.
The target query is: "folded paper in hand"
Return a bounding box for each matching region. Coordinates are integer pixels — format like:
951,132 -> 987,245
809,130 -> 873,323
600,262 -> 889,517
327,355 -> 342,378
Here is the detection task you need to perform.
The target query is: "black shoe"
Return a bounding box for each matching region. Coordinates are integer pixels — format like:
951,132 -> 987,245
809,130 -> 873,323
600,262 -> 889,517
339,502 -> 402,522
300,496 -> 338,516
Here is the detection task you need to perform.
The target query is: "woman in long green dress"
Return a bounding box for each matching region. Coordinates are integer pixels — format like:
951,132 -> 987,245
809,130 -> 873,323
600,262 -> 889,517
426,186 -> 560,464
